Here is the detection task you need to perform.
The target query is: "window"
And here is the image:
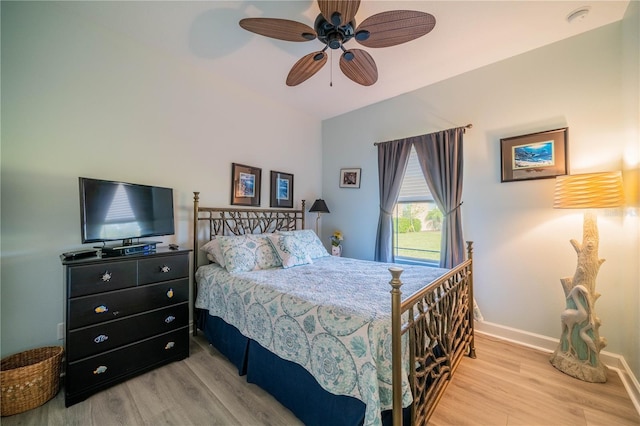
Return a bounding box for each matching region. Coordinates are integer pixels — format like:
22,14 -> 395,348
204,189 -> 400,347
393,147 -> 442,264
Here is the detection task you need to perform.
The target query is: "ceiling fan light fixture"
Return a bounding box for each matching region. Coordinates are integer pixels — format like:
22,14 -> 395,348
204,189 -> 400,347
327,33 -> 342,49
315,14 -> 355,49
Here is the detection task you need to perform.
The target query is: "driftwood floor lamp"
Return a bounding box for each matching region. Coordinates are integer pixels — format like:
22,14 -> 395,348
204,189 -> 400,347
550,171 -> 625,382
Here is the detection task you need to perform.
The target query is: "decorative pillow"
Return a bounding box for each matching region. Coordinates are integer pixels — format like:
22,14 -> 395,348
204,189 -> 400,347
218,234 -> 282,273
267,234 -> 313,269
277,229 -> 329,259
200,237 -> 225,267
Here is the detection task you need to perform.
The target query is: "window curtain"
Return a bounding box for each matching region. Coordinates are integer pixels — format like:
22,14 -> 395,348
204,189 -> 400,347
413,127 -> 465,268
374,140 -> 412,262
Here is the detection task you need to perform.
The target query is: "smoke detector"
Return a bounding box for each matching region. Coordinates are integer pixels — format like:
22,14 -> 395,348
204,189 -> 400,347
567,6 -> 590,24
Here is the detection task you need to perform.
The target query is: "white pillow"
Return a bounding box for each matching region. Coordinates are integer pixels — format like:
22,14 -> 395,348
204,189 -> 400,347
200,237 -> 225,267
218,234 -> 282,273
277,229 -> 329,259
267,234 -> 313,269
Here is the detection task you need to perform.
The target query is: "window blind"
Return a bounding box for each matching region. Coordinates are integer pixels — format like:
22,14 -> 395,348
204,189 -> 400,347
398,147 -> 434,203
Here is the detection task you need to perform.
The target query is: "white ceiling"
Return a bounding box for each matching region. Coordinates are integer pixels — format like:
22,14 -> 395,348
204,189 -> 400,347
61,1 -> 630,120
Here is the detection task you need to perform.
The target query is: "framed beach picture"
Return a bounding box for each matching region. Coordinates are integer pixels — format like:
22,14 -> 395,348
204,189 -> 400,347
231,163 -> 261,206
339,168 -> 361,188
500,128 -> 568,182
270,170 -> 293,208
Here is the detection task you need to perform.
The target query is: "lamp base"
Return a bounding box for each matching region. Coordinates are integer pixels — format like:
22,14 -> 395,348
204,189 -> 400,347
550,348 -> 607,383
549,211 -> 607,383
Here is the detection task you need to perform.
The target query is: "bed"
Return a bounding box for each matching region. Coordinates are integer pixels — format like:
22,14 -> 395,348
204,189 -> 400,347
192,193 -> 475,426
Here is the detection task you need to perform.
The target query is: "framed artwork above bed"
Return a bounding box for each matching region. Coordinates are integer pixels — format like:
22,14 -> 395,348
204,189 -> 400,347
270,170 -> 293,208
231,163 -> 261,206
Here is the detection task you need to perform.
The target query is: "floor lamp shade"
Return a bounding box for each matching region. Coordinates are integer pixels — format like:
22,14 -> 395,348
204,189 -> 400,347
550,171 -> 624,383
554,171 -> 625,209
309,199 -> 330,235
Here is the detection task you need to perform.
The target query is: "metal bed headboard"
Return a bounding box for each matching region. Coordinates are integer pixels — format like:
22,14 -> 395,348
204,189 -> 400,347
191,192 -> 305,334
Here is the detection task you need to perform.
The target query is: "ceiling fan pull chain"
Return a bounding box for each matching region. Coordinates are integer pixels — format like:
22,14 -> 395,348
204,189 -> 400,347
330,49 -> 333,87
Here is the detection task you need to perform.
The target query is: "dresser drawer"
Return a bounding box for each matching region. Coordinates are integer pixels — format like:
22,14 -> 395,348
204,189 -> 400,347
68,278 -> 189,329
65,328 -> 189,395
66,302 -> 189,362
68,260 -> 137,297
139,254 -> 188,285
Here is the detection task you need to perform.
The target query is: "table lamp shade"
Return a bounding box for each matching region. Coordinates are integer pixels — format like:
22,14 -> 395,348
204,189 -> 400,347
553,171 -> 625,209
309,199 -> 330,213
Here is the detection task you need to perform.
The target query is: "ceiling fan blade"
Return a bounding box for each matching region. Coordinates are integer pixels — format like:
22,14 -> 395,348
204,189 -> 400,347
286,51 -> 328,86
339,49 -> 377,86
355,11 -> 436,48
240,18 -> 316,42
317,0 -> 361,27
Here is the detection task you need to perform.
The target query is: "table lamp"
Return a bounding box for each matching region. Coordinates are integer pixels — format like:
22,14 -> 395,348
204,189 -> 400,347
309,199 -> 330,235
549,171 -> 625,382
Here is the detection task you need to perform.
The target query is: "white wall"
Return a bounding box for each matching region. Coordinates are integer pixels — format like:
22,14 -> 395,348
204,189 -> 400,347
0,2 -> 322,357
321,18 -> 639,379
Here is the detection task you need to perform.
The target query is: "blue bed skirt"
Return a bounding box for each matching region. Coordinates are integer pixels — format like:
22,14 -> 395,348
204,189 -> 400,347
198,310 -> 409,426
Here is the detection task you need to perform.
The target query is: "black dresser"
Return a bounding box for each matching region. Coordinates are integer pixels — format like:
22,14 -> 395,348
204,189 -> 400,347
62,248 -> 190,407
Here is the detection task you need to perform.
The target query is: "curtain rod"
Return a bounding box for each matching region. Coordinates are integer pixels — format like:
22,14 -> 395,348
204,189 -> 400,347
373,123 -> 473,146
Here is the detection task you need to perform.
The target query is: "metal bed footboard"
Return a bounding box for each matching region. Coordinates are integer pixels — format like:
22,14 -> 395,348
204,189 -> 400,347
390,242 -> 476,426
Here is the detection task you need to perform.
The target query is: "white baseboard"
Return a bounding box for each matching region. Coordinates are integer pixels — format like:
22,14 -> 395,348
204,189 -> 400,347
475,320 -> 640,416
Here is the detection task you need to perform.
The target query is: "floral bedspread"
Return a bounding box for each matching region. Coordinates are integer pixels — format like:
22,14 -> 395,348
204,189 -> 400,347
195,256 -> 449,426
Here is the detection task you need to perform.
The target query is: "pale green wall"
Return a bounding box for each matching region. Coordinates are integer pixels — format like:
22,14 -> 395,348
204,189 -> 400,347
321,18 -> 639,379
621,0 -> 639,383
0,2 -> 322,357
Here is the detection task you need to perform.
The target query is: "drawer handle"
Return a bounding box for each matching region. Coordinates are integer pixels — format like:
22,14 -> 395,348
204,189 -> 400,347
160,265 -> 171,273
94,305 -> 109,314
166,288 -> 174,298
101,271 -> 112,282
164,315 -> 176,324
93,365 -> 108,375
165,341 -> 175,350
94,334 -> 109,344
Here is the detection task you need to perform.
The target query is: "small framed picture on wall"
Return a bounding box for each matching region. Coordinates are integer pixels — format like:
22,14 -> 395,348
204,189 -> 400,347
270,170 -> 294,208
339,168 -> 361,188
231,163 -> 261,206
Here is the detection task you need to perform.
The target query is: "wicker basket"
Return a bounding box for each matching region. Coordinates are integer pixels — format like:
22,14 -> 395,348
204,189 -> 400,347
1,346 -> 63,416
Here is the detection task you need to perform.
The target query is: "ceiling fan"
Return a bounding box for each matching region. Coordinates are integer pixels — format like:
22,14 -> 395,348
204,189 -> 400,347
239,0 -> 436,87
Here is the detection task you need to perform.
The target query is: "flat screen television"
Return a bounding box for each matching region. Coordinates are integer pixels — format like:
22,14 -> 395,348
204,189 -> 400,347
79,177 -> 175,245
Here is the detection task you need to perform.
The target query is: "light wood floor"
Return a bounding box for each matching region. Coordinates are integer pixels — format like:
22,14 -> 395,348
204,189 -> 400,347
3,333 -> 638,425
429,334 -> 640,425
